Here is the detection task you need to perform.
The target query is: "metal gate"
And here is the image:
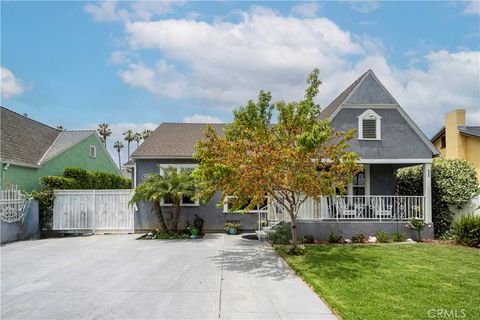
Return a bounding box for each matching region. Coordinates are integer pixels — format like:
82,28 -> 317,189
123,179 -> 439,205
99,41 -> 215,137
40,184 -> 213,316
53,190 -> 134,233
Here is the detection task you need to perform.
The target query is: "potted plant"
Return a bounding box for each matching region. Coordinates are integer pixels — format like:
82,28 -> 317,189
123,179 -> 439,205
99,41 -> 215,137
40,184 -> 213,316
224,222 -> 241,235
188,227 -> 199,239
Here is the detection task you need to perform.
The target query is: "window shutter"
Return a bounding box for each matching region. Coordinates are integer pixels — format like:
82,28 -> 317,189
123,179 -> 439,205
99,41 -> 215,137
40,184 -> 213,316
362,119 -> 377,139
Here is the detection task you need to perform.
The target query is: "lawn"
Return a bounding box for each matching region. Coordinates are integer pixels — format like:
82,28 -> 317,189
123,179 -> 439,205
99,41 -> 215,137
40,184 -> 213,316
276,243 -> 480,320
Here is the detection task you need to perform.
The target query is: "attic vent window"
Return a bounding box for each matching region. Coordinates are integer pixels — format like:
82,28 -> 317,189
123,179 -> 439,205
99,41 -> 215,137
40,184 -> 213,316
90,145 -> 97,158
358,109 -> 381,140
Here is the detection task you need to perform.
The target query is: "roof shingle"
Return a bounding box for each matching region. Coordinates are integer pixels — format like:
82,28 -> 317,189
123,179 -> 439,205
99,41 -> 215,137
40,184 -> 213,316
131,123 -> 226,158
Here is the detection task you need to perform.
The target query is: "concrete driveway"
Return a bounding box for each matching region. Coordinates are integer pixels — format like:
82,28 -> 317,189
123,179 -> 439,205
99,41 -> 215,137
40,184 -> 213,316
1,234 -> 335,320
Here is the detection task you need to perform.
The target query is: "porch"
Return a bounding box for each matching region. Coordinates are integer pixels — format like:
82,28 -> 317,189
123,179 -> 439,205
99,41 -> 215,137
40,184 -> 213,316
258,160 -> 433,233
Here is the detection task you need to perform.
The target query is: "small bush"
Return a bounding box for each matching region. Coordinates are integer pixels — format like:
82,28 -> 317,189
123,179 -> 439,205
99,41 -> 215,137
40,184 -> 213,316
268,223 -> 291,245
302,235 -> 315,244
40,176 -> 77,189
155,231 -> 190,240
352,233 -> 366,243
452,215 -> 480,247
375,231 -> 391,243
328,232 -> 342,244
392,232 -> 407,242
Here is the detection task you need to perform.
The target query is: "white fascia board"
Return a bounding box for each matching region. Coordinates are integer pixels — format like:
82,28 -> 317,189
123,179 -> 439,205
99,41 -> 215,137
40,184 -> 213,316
358,159 -> 433,164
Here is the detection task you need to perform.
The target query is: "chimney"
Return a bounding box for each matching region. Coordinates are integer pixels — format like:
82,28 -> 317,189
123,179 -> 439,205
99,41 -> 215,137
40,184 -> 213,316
445,109 -> 465,159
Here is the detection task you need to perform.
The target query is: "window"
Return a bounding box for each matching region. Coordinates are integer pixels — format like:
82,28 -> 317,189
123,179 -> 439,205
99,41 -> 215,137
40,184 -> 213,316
441,136 -> 446,149
89,145 -> 96,158
159,164 -> 199,206
358,109 -> 381,140
352,172 -> 365,195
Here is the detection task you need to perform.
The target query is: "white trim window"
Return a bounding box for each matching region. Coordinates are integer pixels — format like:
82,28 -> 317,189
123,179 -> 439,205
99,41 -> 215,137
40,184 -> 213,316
89,145 -> 97,158
159,164 -> 199,207
358,109 -> 381,140
223,195 -> 268,213
347,165 -> 370,196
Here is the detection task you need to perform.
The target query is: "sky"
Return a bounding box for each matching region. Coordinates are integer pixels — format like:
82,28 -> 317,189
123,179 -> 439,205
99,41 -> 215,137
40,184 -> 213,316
1,1 -> 479,165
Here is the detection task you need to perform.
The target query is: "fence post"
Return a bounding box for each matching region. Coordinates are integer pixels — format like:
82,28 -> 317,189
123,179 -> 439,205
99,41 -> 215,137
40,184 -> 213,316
92,190 -> 96,234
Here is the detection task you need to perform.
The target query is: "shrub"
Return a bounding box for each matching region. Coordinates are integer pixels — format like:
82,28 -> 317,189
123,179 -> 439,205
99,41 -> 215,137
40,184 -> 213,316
25,189 -> 55,230
328,232 -> 342,243
452,215 -> 480,247
375,231 -> 391,243
268,223 -> 291,245
392,232 -> 407,242
302,235 -> 315,244
352,233 -> 366,243
40,176 -> 77,189
407,217 -> 427,241
155,231 -> 190,240
63,168 -> 93,189
396,158 -> 478,238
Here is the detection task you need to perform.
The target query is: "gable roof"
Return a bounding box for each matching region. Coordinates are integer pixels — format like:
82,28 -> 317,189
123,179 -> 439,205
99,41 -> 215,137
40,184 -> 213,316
319,70 -> 439,156
39,131 -> 96,164
1,107 -> 60,166
131,123 -> 226,159
431,126 -> 445,142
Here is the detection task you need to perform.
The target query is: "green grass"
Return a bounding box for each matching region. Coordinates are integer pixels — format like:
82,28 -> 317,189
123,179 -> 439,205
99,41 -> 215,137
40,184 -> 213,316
276,244 -> 480,320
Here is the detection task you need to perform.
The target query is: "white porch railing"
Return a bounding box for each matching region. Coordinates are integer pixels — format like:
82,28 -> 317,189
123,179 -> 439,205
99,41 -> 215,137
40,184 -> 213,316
298,195 -> 425,221
258,195 -> 426,229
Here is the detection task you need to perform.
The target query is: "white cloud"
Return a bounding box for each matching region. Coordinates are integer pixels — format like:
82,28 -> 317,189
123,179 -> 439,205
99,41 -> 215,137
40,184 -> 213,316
464,0 -> 480,15
83,122 -> 158,166
291,2 -> 321,18
84,1 -> 185,22
122,7 -> 363,108
183,114 -> 223,123
91,5 -> 479,136
118,60 -> 187,98
350,1 -> 380,13
1,67 -> 28,100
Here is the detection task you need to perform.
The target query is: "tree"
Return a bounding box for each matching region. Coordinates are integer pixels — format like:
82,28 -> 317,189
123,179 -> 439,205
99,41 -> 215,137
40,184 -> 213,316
142,129 -> 152,140
113,141 -> 124,168
130,167 -> 197,232
123,130 -> 135,159
97,123 -> 112,147
195,69 -> 361,252
133,132 -> 143,147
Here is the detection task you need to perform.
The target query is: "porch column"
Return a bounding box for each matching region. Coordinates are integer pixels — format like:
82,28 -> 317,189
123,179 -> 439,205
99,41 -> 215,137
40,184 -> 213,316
423,163 -> 432,223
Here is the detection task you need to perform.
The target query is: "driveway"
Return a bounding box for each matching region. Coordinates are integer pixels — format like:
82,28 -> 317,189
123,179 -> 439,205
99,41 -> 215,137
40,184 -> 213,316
1,234 -> 335,320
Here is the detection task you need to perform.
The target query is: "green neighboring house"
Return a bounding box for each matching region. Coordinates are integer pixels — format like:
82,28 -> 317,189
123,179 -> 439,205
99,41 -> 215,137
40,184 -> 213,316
0,107 -> 121,191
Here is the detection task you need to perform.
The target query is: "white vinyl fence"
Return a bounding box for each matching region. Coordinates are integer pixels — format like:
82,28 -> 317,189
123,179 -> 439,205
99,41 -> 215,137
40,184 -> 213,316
53,190 -> 134,233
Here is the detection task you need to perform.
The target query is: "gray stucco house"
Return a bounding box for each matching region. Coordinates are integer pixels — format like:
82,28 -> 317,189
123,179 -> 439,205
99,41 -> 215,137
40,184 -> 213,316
131,70 -> 439,239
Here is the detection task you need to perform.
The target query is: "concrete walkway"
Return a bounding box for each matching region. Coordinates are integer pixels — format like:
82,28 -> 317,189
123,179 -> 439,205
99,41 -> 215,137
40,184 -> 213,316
1,234 -> 335,320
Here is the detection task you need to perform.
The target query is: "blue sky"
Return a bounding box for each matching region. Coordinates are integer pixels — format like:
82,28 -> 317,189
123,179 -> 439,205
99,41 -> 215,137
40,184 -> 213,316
1,1 -> 479,162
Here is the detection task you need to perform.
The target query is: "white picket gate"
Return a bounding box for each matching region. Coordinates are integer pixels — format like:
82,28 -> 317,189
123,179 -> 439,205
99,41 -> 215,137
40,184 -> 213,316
53,190 -> 135,233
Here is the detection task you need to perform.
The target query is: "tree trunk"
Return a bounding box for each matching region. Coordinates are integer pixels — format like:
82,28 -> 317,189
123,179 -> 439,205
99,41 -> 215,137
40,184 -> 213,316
127,143 -> 130,159
152,200 -> 168,231
290,213 -> 298,251
117,151 -> 121,168
171,201 -> 181,232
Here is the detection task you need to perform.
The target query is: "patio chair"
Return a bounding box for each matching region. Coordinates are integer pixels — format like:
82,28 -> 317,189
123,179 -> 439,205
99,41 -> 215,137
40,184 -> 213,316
372,198 -> 392,219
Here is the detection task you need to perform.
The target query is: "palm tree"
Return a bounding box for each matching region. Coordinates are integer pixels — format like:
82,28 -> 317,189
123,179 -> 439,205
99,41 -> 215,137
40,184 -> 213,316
130,167 -> 197,232
113,141 -> 124,168
123,129 -> 135,159
133,132 -> 142,147
97,123 -> 112,147
142,129 -> 152,140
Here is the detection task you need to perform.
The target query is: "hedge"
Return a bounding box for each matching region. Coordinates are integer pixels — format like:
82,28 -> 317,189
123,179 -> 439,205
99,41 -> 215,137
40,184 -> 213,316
41,168 -> 131,190
396,158 -> 478,238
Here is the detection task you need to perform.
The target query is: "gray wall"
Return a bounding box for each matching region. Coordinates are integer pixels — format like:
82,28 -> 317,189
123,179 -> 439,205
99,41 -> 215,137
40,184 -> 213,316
1,199 -> 40,244
297,220 -> 434,241
134,159 -> 258,232
331,108 -> 433,159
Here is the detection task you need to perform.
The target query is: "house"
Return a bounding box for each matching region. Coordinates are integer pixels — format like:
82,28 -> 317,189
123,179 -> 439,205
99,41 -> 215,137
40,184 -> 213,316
131,70 -> 439,238
0,107 -> 121,191
431,109 -> 480,180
